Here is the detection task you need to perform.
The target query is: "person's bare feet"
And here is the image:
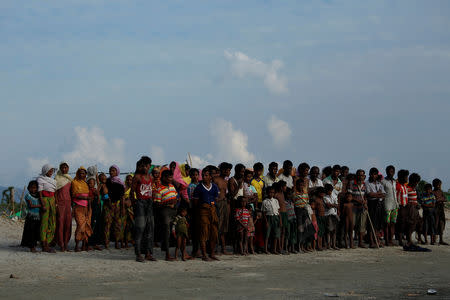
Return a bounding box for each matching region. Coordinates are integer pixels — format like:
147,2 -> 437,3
145,254 -> 157,261
136,255 -> 145,262
202,256 -> 211,261
221,250 -> 232,255
74,247 -> 81,252
210,255 -> 220,261
94,245 -> 103,251
30,247 -> 37,253
165,256 -> 176,261
439,241 -> 449,245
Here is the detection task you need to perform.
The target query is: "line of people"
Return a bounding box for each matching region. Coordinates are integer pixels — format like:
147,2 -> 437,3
20,157 -> 447,261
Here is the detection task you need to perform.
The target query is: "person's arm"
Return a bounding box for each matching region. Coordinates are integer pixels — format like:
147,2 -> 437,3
130,175 -> 138,204
26,197 -> 41,209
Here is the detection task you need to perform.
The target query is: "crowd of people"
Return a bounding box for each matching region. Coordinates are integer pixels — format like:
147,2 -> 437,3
20,157 -> 448,262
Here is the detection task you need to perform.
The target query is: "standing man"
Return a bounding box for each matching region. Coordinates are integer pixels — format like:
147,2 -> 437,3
381,165 -> 398,246
348,169 -> 368,248
214,162 -> 233,255
365,167 -> 386,248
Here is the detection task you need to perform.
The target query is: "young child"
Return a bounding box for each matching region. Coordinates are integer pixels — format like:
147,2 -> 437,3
21,180 -> 41,252
243,169 -> 258,210
187,168 -> 201,257
285,191 -> 297,254
294,178 -> 314,252
251,162 -> 265,208
247,205 -> 256,254
172,208 -> 191,261
261,186 -> 281,254
308,198 -> 318,251
253,210 -> 265,253
98,173 -> 110,249
88,176 -> 103,251
324,184 -> 339,250
273,181 -> 288,253
432,179 -> 448,245
342,192 -> 355,249
420,184 -> 436,245
123,174 -> 134,248
235,197 -> 250,255
314,187 -> 326,251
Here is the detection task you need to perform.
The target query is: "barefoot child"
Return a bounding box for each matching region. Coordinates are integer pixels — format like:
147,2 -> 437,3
187,168 -> 201,257
432,179 -> 448,245
324,184 -> 339,250
273,181 -> 288,253
21,181 -> 41,252
314,187 -> 326,250
247,205 -> 256,254
172,208 -> 191,261
88,176 -> 103,251
98,173 -> 110,249
342,192 -> 355,248
235,197 -> 250,255
294,179 -> 314,252
285,191 -> 297,253
123,174 -> 134,248
261,186 -> 281,254
420,184 -> 436,245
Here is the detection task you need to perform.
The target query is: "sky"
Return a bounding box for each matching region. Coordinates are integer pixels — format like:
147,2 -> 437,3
1,0 -> 449,189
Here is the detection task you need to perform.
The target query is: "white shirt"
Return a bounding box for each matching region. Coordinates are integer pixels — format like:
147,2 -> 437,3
323,176 -> 343,199
381,178 -> 398,210
308,178 -> 324,189
277,173 -> 293,189
263,174 -> 279,188
262,197 -> 280,216
324,194 -> 338,216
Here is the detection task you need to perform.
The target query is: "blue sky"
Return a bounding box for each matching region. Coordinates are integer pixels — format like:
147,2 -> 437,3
1,0 -> 449,189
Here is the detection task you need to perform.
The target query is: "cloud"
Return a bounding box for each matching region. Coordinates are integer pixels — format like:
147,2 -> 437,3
224,50 -> 288,94
62,127 -> 125,168
150,145 -> 165,165
210,119 -> 255,165
267,115 -> 292,147
27,157 -> 50,176
188,154 -> 211,169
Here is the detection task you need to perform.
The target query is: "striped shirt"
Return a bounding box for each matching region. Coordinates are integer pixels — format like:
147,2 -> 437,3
348,180 -> 366,209
406,185 -> 418,205
293,192 -> 309,209
235,208 -> 251,226
396,182 -> 408,207
153,184 -> 178,206
420,194 -> 436,206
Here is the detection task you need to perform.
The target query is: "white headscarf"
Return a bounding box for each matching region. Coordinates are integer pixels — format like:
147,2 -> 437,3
37,164 -> 56,192
55,162 -> 73,190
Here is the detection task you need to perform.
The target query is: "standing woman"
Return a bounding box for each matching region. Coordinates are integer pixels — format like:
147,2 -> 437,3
37,164 -> 57,253
107,165 -> 126,249
71,167 -> 93,252
55,162 -> 73,252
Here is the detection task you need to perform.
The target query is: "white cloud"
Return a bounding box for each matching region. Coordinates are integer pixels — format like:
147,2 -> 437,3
27,157 -> 50,176
62,127 -> 125,168
150,145 -> 165,165
267,115 -> 292,147
188,154 -> 211,169
224,50 -> 288,94
210,119 -> 255,165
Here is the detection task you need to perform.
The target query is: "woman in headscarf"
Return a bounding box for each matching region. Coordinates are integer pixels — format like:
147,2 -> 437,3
71,167 -> 93,252
106,165 -> 126,249
55,162 -> 73,252
37,164 -> 57,253
123,174 -> 134,248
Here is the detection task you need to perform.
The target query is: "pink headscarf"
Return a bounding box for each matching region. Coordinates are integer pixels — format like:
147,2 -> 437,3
109,164 -> 125,187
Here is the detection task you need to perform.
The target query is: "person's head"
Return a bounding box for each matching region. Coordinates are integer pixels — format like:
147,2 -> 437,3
41,164 -> 55,177
340,166 -> 349,178
184,164 -> 191,175
109,165 -> 119,177
27,180 -> 38,195
332,165 -> 341,179
201,168 -> 212,184
309,166 -> 320,181
169,161 -> 177,173
268,162 -> 278,177
125,175 -> 133,187
234,163 -> 245,179
295,178 -> 306,193
298,163 -> 310,178
189,168 -> 199,183
347,173 -> 355,183
209,165 -> 219,178
385,165 -> 395,178
278,180 -> 287,192
77,167 -> 87,180
344,192 -> 353,203
99,173 -> 107,183
151,167 -> 161,180
256,211 -> 263,219
315,186 -> 326,198
59,162 -> 69,175
424,183 -> 433,194
88,178 -> 96,189
432,178 -> 442,190
369,168 -> 379,182
324,183 -> 333,196
253,162 -> 264,177
356,169 -> 366,183
219,162 -> 233,178
244,169 -> 253,183
266,186 -> 275,199
408,173 -> 421,188
238,196 -> 247,208
139,156 -> 152,174
161,170 -> 173,185
322,166 -> 332,179
179,207 -> 188,217
397,169 -> 409,184
282,160 -> 293,176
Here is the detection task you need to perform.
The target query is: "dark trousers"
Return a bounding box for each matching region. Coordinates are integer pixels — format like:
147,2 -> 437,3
159,206 -> 176,252
134,199 -> 154,256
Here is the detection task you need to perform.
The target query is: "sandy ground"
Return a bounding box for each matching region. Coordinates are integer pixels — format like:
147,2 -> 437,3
1,214 -> 450,300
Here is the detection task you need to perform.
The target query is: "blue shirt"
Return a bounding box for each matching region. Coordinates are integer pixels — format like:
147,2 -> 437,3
193,182 -> 219,205
25,193 -> 40,220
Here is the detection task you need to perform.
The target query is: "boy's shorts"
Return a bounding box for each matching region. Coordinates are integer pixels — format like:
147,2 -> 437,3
281,212 -> 288,229
353,209 -> 367,233
385,208 -> 398,224
266,215 -> 281,239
